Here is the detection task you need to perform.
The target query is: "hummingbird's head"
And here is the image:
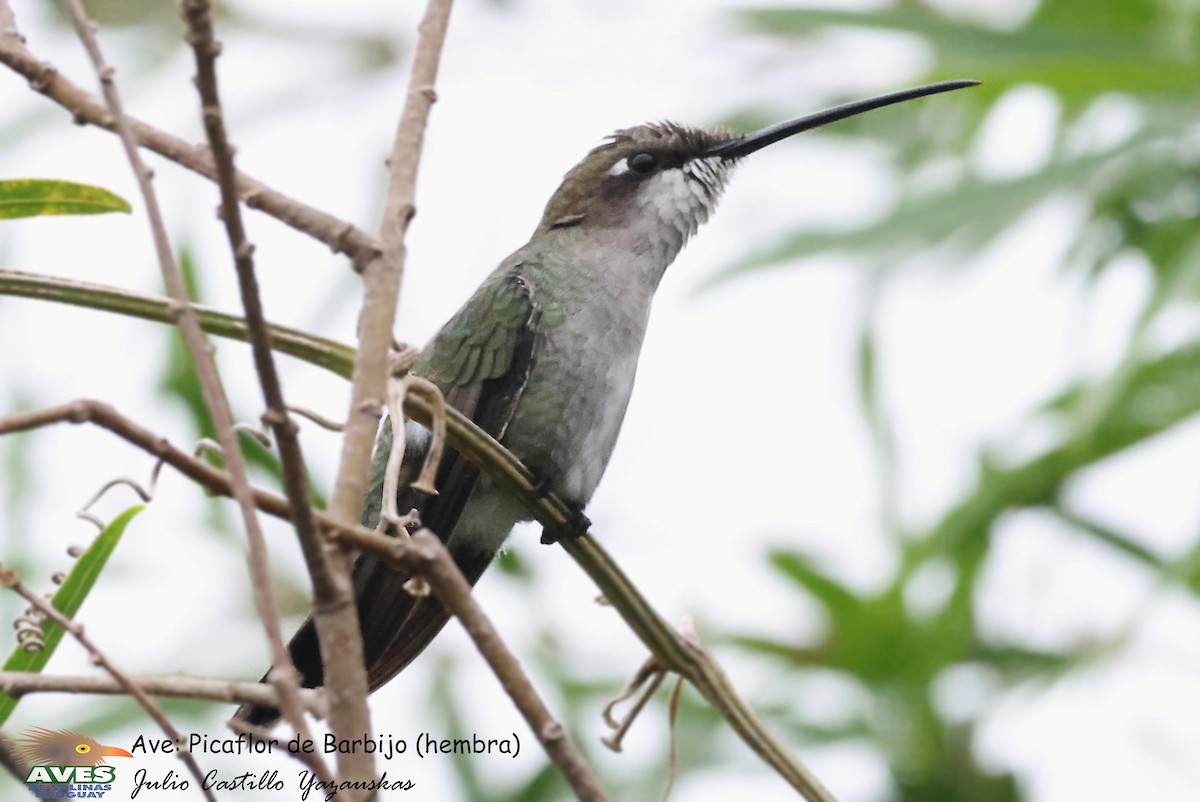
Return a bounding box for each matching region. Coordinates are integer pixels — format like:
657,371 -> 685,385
537,121 -> 734,248
535,80 -> 979,266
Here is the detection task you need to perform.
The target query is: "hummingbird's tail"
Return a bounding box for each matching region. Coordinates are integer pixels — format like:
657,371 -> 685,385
235,619 -> 321,727
237,288 -> 538,726
234,545 -> 494,727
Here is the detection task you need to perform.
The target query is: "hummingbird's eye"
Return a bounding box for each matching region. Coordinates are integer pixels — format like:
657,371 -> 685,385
627,151 -> 659,175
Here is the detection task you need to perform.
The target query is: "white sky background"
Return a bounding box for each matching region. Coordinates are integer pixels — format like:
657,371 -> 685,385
2,0 -> 1200,800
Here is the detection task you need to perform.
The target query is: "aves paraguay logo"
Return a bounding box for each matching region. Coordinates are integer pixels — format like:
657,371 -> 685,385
7,726 -> 133,798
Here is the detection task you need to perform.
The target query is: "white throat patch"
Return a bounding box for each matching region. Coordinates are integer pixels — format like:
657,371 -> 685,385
631,156 -> 729,264
642,157 -> 726,234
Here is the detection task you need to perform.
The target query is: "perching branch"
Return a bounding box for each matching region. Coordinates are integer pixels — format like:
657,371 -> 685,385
0,268 -> 353,378
0,4 -> 379,266
180,0 -> 328,768
0,671 -> 327,714
0,566 -> 217,802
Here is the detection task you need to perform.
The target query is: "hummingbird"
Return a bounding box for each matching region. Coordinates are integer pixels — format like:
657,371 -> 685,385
239,79 -> 977,725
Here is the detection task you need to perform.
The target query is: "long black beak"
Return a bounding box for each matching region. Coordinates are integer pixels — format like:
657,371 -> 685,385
704,79 -> 979,160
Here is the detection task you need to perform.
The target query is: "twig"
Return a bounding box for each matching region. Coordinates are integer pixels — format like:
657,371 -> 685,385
180,0 -> 329,769
75,459 -> 162,530
404,530 -> 608,801
323,0 -> 453,561
0,399 -> 346,540
0,400 -> 441,607
0,566 -> 217,802
53,0 -> 317,772
380,374 -> 447,533
318,0 -> 455,784
0,399 -> 452,627
603,616 -> 697,752
0,3 -> 379,266
287,405 -> 345,432
229,718 -> 334,786
0,670 -> 327,714
661,675 -> 685,802
602,658 -> 666,751
0,401 -> 427,569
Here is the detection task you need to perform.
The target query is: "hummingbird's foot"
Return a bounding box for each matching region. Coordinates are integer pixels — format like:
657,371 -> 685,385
526,467 -> 591,543
528,467 -> 553,499
540,508 -> 592,545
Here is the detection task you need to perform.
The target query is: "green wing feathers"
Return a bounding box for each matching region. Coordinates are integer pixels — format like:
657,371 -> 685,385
417,271 -> 536,389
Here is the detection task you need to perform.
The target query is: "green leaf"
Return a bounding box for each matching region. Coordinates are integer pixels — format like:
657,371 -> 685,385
920,339 -> 1200,567
0,179 -> 131,220
769,549 -> 863,617
973,643 -> 1114,682
736,5 -> 1197,99
1051,506 -> 1165,569
0,505 -> 141,726
737,6 -> 1131,62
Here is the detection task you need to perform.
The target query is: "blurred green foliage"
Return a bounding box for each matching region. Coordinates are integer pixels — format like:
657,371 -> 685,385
692,1 -> 1200,800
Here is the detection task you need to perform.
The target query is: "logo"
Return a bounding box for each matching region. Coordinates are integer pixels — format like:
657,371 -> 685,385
7,726 -> 132,798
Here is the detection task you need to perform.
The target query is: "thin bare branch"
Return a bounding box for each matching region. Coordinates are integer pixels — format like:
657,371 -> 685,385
287,405 -> 346,432
318,0 -> 456,782
380,374 -> 447,533
0,3 -> 379,265
228,718 -> 335,786
0,400 -> 433,604
180,0 -> 329,765
404,530 -> 609,802
326,0 -> 454,543
0,670 -> 327,714
0,399 -> 321,534
53,0 -> 308,776
0,567 -> 217,802
602,658 -> 666,751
